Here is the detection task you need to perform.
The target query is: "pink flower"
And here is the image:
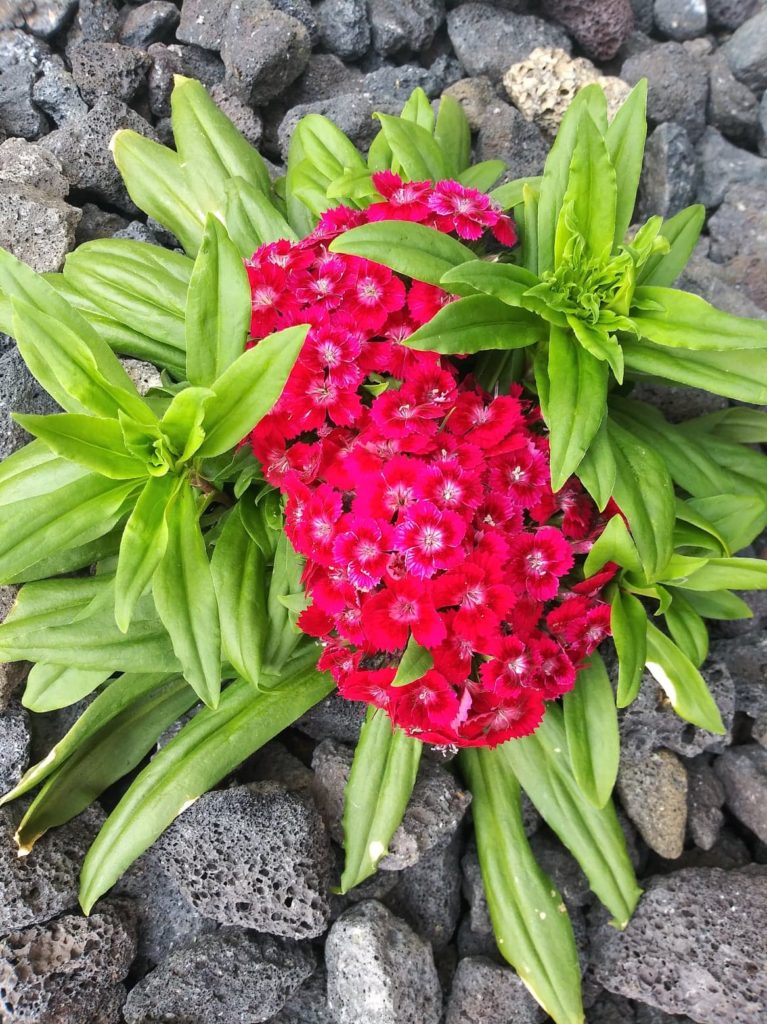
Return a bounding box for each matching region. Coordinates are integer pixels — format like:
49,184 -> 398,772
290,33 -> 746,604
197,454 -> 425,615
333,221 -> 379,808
346,259 -> 406,331
427,180 -> 497,240
407,281 -> 453,325
507,527 -> 575,601
362,577 -> 446,651
394,501 -> 466,578
333,517 -> 393,591
392,670 -> 460,731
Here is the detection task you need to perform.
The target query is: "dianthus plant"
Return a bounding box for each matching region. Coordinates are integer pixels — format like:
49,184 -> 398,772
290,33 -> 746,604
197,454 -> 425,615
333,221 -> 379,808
1,78 -> 767,1024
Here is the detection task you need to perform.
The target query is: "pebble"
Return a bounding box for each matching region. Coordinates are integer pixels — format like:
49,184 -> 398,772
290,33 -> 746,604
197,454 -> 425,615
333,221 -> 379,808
541,0 -> 635,61
714,744 -> 767,844
69,0 -> 120,44
0,175 -> 80,273
446,956 -> 546,1024
221,0 -> 311,105
70,41 -> 151,106
0,64 -> 48,140
622,40 -> 709,143
696,127 -> 767,209
297,691 -> 366,742
176,0 -> 229,50
653,0 -> 707,40
476,101 -> 550,182
708,0 -> 759,30
616,750 -> 688,859
384,831 -> 463,950
707,52 -> 760,146
707,183 -> 767,264
367,0 -> 444,57
722,7 -> 767,94
23,0 -> 77,39
31,54 -> 88,126
315,0 -> 370,61
639,121 -> 699,219
0,699 -> 29,795
118,0 -> 180,47
686,755 -> 726,851
442,76 -> 495,132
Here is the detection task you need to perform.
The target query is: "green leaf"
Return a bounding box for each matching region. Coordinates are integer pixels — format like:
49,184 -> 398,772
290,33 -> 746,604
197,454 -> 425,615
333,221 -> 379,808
502,705 -> 642,927
404,295 -> 543,354
290,113 -> 365,184
114,474 -> 178,634
605,80 -> 647,246
688,406 -> 767,444
440,259 -> 540,307
79,652 -> 333,912
210,505 -> 267,687
576,418 -> 616,512
460,746 -> 584,1024
153,483 -> 221,708
562,652 -> 619,808
644,620 -> 725,733
664,591 -> 708,667
3,531 -> 122,586
632,286 -> 767,351
339,707 -> 422,892
197,324 -> 308,459
264,532 -> 304,670
682,557 -> 767,592
608,419 -> 675,581
687,494 -> 767,554
330,220 -> 476,286
171,75 -> 271,210
556,112 -> 616,261
223,176 -> 298,257
567,316 -> 624,382
522,183 -> 540,275
490,176 -> 543,210
374,113 -> 448,181
22,664 -> 112,713
611,589 -> 647,707
160,387 -> 213,462
0,440 -> 84,506
13,675 -> 196,851
185,214 -> 251,387
13,413 -> 147,480
584,514 -> 641,576
400,87 -> 435,132
638,204 -> 705,287
547,326 -> 609,490
0,473 -> 139,584
680,587 -> 754,621
434,94 -> 471,175
63,240 -> 191,355
111,130 -> 204,254
392,635 -> 433,687
458,160 -> 506,192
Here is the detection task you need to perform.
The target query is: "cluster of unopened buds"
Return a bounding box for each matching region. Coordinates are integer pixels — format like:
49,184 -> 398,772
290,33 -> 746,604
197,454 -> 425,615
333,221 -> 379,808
247,174 -> 615,747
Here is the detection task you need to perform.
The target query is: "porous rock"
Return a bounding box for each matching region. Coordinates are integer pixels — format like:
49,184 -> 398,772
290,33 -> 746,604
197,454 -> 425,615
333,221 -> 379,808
367,0 -> 444,57
209,84 -> 263,147
315,0 -> 370,61
148,42 -> 226,119
297,691 -> 366,742
0,137 -> 67,197
0,64 -> 48,140
118,0 -> 180,47
0,181 -> 80,273
678,249 -> 767,319
118,358 -> 162,398
708,184 -> 767,264
714,744 -> 767,843
32,55 -> 88,127
123,930 -> 315,1024
708,0 -> 758,30
23,0 -> 78,38
707,52 -> 760,146
530,830 -> 591,907
70,41 -> 151,106
325,900 -> 442,1024
0,346 -> 60,461
385,830 -> 462,950
446,3 -> 570,82
311,738 -> 471,869
0,26 -> 51,68
0,699 -> 29,796
591,866 -> 767,1022
176,0 -> 231,49
69,0 -> 120,44
616,750 -> 688,859
270,967 -> 334,1024
638,121 -> 699,219
221,0 -> 311,106
722,8 -> 767,94
40,95 -> 156,212
622,41 -> 708,143
503,47 -> 629,135
686,755 -> 726,851
653,0 -> 707,40
629,0 -> 654,33
476,100 -> 549,182
541,0 -> 635,61
0,901 -> 136,1024
152,782 -> 333,938
696,127 -> 767,209
445,956 -> 546,1024
240,738 -> 314,792
0,585 -> 25,711
442,76 -> 495,132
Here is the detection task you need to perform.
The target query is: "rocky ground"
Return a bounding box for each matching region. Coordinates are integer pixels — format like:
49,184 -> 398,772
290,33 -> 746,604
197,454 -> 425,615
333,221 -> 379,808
1,0 -> 767,1022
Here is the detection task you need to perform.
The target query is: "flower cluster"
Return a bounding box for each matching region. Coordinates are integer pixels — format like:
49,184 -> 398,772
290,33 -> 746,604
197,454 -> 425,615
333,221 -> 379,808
248,175 -> 614,747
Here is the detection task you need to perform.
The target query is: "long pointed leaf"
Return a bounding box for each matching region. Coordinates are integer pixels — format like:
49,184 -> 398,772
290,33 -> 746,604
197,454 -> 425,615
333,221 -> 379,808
562,652 -> 619,808
330,220 -> 476,286
605,80 -> 647,246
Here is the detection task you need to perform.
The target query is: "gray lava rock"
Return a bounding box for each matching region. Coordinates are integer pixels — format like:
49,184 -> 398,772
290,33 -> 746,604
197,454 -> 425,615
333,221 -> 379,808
591,866 -> 767,1022
446,3 -> 570,82
1,346 -> 60,460
221,0 -> 311,105
152,782 -> 333,938
0,181 -> 80,273
311,739 -> 471,869
24,0 -> 78,38
286,52 -> 363,104
316,0 -> 370,60
118,0 -> 180,46
708,0 -> 758,29
271,968 -> 334,1024
0,585 -> 25,712
32,55 -> 88,127
326,900 -> 442,1024
629,0 -> 654,32
0,699 -> 29,795
653,0 -> 707,40
714,744 -> 767,843
74,201 -> 129,243
628,381 -> 728,421
542,0 -> 635,60
297,691 -> 366,742
0,902 -> 136,1024
708,634 -> 767,735
677,249 -> 767,318
639,121 -> 699,219
622,41 -> 708,143
476,100 -> 549,182
696,127 -> 767,209
443,75 -> 496,131
0,27 -> 51,68
41,95 -> 156,212
759,91 -> 767,158
385,831 -> 462,950
686,755 -> 726,851
70,41 -> 151,106
69,0 -> 120,43
461,845 -> 494,939
445,956 -> 545,1024
530,831 -> 591,907
708,183 -> 767,264
708,52 -> 760,146
0,64 -> 48,140
124,930 -> 315,1024
209,84 -> 263,148
176,0 -> 231,49
0,803 -> 104,933
149,41 -> 226,119
240,739 -> 314,792
367,0 -> 444,56
617,750 -> 688,859
618,658 -> 734,759
0,137 -> 68,197
723,8 -> 767,94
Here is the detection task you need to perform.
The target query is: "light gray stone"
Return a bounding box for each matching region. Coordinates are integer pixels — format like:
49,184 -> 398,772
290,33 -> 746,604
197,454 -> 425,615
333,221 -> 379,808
622,41 -> 708,143
0,181 -> 80,274
0,699 -> 29,796
0,138 -> 68,197
653,0 -> 707,40
696,127 -> 767,209
708,52 -> 760,146
270,968 -> 334,1024
617,750 -> 688,859
367,0 -> 444,56
316,0 -> 370,60
723,8 -> 767,93
714,744 -> 767,843
176,0 -> 231,49
221,0 -> 311,105
639,121 -> 699,218
445,956 -> 546,1024
686,755 -> 726,851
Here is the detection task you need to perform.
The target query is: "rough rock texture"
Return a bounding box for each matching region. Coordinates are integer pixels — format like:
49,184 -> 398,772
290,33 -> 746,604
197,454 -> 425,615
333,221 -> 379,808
0,699 -> 29,795
542,0 -> 634,60
119,357 -> 163,397
445,956 -> 546,1024
446,4 -> 570,82
0,136 -> 68,195
270,968 -> 334,1024
0,180 -> 79,272
0,902 -> 137,1024
639,121 -> 699,218
708,0 -> 758,30
0,345 -> 60,460
697,127 -> 767,209
708,184 -> 767,265
617,750 -> 688,859
442,76 -> 495,132
32,54 -> 88,127
722,8 -> 767,94
70,41 -> 151,105
622,41 -> 708,142
686,756 -> 726,851
325,900 -> 442,1024
315,0 -> 369,60
476,101 -> 550,182
714,744 -> 767,843
367,0 -> 444,57
385,831 -> 463,950
0,63 -> 48,140
152,783 -> 333,938
123,930 -> 315,1024
118,0 -> 180,47
221,0 -> 311,105
296,691 -> 366,742
176,0 -> 230,49
708,52 -> 760,146
311,738 -> 471,869
591,867 -> 767,1022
